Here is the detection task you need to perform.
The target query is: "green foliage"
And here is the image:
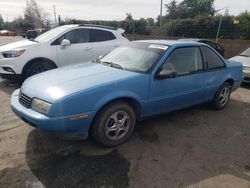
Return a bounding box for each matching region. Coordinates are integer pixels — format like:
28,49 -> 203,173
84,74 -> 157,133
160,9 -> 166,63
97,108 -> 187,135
120,13 -> 156,35
237,12 -> 250,39
159,15 -> 246,39
121,13 -> 134,34
158,0 -> 250,40
165,0 -> 215,19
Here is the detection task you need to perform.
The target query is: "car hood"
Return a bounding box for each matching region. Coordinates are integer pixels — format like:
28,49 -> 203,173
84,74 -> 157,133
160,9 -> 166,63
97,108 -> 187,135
0,39 -> 38,52
21,62 -> 141,103
230,56 -> 250,67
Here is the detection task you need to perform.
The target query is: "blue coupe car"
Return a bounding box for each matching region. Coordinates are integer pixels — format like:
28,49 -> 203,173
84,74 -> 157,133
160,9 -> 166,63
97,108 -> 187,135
11,40 -> 243,147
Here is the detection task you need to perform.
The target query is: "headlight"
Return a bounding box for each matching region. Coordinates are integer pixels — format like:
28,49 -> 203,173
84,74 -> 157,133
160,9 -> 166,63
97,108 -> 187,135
31,98 -> 51,114
2,49 -> 25,58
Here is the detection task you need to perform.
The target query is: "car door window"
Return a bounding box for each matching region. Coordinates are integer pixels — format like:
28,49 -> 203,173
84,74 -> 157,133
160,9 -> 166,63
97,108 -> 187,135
91,29 -> 116,42
201,46 -> 225,69
162,47 -> 203,76
59,29 -> 90,44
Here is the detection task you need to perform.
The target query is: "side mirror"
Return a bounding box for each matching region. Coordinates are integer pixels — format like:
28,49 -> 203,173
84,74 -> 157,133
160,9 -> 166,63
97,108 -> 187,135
155,68 -> 177,80
60,39 -> 70,48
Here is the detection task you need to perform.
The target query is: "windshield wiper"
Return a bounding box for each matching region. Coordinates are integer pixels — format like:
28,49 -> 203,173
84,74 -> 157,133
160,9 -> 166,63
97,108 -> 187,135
101,61 -> 125,70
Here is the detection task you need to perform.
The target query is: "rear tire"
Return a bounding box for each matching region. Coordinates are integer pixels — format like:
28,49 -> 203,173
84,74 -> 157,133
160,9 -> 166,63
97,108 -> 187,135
91,101 -> 136,147
212,82 -> 232,110
24,61 -> 56,79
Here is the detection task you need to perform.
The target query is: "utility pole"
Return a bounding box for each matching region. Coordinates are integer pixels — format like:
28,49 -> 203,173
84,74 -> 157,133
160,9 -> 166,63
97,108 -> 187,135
53,5 -> 57,26
160,0 -> 163,29
216,17 -> 222,43
215,7 -> 229,43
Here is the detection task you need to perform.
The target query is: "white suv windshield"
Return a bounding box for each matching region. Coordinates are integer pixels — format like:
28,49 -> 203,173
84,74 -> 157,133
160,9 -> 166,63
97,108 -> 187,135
35,27 -> 68,42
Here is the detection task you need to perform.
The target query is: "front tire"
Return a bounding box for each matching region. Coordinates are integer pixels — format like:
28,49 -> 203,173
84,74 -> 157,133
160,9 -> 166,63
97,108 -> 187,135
25,61 -> 55,79
91,101 -> 136,147
212,82 -> 232,110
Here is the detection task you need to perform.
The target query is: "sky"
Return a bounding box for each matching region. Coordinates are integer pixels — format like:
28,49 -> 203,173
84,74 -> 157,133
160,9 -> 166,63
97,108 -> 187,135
0,0 -> 249,22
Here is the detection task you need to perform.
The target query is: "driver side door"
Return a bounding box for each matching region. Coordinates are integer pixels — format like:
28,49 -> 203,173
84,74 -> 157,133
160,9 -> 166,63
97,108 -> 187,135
56,28 -> 93,67
149,46 -> 207,116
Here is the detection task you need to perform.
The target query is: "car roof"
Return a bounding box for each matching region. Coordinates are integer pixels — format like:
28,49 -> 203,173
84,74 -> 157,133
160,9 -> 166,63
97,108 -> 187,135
133,40 -> 206,47
59,24 -> 123,32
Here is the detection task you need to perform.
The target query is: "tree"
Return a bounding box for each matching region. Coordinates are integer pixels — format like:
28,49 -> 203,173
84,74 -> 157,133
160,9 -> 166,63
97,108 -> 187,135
165,0 -> 215,19
11,16 -> 33,32
237,11 -> 250,39
24,0 -> 47,28
0,14 -> 4,29
122,13 -> 134,34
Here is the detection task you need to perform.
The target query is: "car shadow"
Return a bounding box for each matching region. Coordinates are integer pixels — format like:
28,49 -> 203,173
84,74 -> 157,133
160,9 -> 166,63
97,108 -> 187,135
23,130 -> 131,188
0,79 -> 20,95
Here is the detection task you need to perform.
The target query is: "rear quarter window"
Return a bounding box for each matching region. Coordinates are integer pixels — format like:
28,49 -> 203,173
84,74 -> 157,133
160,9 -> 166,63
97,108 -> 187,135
201,46 -> 225,69
91,29 -> 116,42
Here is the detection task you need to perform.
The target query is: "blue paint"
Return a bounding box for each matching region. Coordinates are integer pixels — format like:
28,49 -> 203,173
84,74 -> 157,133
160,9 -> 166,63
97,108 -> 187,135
11,40 -> 243,138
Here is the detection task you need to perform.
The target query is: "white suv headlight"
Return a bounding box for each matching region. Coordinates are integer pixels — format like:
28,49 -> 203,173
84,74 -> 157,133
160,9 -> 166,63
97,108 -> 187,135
2,49 -> 25,58
31,98 -> 51,114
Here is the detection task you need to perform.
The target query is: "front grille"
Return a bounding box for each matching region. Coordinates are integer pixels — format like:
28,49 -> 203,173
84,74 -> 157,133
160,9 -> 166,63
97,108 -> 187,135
19,91 -> 32,108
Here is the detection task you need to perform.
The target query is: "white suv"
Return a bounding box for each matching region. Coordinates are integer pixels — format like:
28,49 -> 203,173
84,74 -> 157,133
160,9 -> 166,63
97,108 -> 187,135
0,24 -> 129,81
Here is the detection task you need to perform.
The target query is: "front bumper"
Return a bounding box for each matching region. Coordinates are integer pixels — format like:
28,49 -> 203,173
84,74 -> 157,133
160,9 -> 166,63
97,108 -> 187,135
0,58 -> 24,81
11,89 -> 95,138
0,57 -> 23,74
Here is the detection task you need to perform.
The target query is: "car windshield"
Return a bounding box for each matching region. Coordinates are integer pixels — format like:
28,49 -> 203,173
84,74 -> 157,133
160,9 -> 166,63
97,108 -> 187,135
240,47 -> 250,57
100,43 -> 167,73
34,26 -> 68,42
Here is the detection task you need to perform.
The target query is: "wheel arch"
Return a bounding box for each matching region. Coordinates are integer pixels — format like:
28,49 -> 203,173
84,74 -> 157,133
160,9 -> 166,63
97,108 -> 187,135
22,57 -> 57,75
224,78 -> 235,88
93,97 -> 141,123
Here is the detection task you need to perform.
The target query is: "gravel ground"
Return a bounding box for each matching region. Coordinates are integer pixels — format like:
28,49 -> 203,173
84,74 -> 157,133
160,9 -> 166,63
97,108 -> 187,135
0,36 -> 250,188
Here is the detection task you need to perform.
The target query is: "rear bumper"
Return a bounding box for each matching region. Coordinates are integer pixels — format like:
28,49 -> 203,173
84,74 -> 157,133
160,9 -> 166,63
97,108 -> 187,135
11,89 -> 95,138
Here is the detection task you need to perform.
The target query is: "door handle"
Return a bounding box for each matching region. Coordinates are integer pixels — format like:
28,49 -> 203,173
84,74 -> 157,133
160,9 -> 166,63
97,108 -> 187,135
114,44 -> 120,47
84,47 -> 92,51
